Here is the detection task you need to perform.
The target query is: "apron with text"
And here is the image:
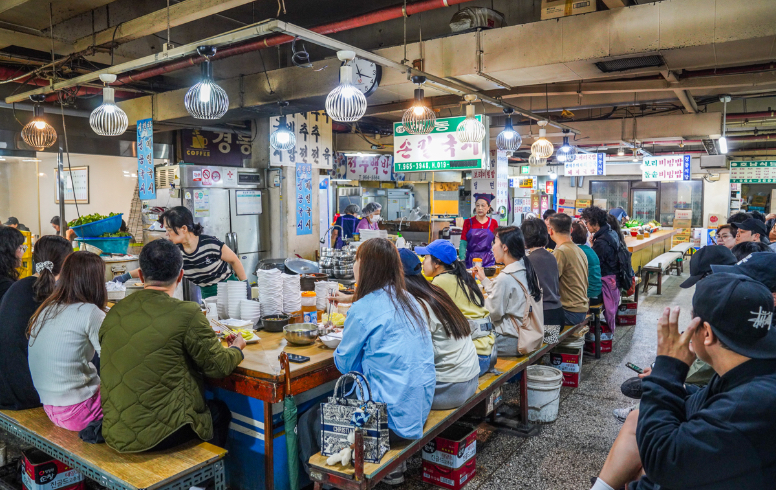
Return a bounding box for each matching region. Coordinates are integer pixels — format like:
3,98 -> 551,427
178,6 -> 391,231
465,217 -> 496,268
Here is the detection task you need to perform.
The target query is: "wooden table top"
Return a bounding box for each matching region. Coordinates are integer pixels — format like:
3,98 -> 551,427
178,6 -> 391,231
624,229 -> 680,253
231,330 -> 336,382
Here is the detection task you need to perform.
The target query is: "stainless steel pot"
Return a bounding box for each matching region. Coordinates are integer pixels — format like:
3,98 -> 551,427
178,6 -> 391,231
102,255 -> 139,282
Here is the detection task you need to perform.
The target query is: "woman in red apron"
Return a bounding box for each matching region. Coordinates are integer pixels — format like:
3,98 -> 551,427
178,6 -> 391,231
459,193 -> 498,268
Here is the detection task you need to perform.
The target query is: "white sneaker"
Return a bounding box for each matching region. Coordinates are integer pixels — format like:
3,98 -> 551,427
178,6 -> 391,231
612,406 -> 635,423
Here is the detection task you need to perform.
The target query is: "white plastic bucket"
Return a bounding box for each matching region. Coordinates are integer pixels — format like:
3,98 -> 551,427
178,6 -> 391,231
560,336 -> 586,349
526,365 -> 564,423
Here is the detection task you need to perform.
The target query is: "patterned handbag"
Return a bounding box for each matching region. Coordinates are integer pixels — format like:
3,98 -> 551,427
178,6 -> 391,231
320,371 -> 390,464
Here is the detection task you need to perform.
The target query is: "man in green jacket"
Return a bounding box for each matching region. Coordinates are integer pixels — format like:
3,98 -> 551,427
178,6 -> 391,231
100,239 -> 246,453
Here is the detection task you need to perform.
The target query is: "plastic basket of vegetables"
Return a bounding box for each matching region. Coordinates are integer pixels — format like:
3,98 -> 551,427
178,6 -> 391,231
69,213 -> 122,238
77,232 -> 132,255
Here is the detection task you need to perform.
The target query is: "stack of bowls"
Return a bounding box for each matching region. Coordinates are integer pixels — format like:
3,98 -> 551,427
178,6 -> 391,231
333,247 -> 355,279
319,248 -> 334,276
240,299 -> 262,326
216,283 -> 229,319
227,281 -> 247,319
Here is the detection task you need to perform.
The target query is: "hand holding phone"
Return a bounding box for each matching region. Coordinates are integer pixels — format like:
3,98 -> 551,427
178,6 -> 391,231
626,362 -> 644,374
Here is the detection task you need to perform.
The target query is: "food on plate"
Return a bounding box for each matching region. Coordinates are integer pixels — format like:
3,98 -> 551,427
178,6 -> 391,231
322,312 -> 346,326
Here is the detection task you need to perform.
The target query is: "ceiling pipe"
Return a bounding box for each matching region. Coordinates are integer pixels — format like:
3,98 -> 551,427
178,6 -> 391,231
118,0 -> 474,85
724,111 -> 776,121
0,67 -> 137,101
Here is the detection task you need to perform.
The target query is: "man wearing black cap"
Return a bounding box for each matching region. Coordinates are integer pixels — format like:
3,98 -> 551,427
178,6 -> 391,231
679,245 -> 738,289
629,274 -> 776,490
735,218 -> 768,245
3,217 -> 29,232
712,252 -> 776,307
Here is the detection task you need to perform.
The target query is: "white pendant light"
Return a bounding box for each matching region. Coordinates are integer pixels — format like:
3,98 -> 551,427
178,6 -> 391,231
325,51 -> 367,122
184,46 -> 229,120
402,76 -> 436,135
617,146 -> 625,157
270,102 -> 296,151
531,120 -> 554,159
89,74 -> 129,136
555,130 -> 577,163
457,94 -> 486,143
528,154 -> 546,167
496,108 -> 522,151
21,94 -> 56,150
719,95 -> 731,154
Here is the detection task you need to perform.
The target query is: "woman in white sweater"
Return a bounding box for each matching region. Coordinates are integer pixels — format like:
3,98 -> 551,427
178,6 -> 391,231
28,251 -> 107,431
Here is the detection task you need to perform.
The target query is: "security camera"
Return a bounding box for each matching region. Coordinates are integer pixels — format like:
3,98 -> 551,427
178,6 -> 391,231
703,173 -> 721,183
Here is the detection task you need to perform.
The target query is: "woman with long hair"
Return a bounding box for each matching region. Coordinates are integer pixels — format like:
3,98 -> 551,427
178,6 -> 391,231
0,235 -> 72,410
417,239 -> 496,376
521,218 -> 563,340
474,227 -> 543,356
0,226 -> 25,303
398,249 -> 479,410
27,252 -> 107,431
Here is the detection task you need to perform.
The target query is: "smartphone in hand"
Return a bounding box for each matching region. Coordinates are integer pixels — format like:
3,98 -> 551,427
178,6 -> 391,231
626,362 -> 644,374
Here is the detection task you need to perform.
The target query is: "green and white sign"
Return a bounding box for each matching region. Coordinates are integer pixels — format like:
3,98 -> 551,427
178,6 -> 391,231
730,161 -> 776,183
393,116 -> 488,172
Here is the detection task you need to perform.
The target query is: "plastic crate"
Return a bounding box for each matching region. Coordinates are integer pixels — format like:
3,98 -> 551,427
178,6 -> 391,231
78,236 -> 131,255
70,214 -> 123,238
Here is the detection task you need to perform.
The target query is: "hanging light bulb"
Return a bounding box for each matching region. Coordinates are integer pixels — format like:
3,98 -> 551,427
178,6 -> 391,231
270,102 -> 296,151
326,51 -> 367,122
89,74 -> 128,136
184,46 -> 229,120
632,150 -> 640,162
617,146 -> 625,157
402,76 -> 436,135
555,130 -> 577,163
457,94 -> 486,143
496,108 -> 522,151
531,120 -> 554,159
21,94 -> 56,150
528,154 -> 546,167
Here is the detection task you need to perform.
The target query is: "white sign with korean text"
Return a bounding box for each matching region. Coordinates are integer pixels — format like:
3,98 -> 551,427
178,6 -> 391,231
270,111 -> 334,169
563,153 -> 606,176
393,116 -> 488,172
642,155 -> 691,181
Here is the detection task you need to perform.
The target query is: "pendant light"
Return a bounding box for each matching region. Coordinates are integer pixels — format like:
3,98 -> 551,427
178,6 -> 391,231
496,108 -> 522,151
21,94 -> 56,150
617,146 -> 625,157
719,95 -> 731,154
184,46 -> 229,120
457,94 -> 486,143
270,101 -> 296,151
401,76 -> 436,135
531,120 -> 554,159
89,74 -> 129,136
528,154 -> 546,167
555,130 -> 577,163
325,50 -> 367,122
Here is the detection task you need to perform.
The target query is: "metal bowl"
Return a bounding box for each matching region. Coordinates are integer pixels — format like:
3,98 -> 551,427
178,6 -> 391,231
283,323 -> 319,345
334,269 -> 354,279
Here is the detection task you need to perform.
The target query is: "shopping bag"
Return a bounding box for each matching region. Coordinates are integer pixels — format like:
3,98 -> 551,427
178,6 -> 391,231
320,371 -> 390,464
505,272 -> 545,354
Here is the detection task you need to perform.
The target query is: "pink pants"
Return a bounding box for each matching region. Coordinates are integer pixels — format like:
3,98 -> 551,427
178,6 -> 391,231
44,389 -> 103,432
601,275 -> 621,335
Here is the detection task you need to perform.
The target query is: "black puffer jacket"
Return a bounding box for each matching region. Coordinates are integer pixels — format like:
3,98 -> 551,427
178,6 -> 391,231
592,223 -> 620,277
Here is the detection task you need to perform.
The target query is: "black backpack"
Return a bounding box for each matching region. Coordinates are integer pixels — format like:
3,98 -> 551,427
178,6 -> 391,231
614,235 -> 635,291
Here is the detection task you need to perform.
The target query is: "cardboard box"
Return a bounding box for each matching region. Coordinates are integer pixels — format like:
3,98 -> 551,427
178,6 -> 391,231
674,209 -> 692,220
576,207 -> 587,215
707,214 -> 723,228
576,199 -> 592,208
422,457 -> 477,490
559,205 -> 576,216
541,0 -> 596,20
557,198 -> 576,207
22,449 -> 84,490
593,198 -> 607,209
752,195 -> 768,206
617,302 -> 638,317
422,424 -> 477,469
550,346 -> 583,388
673,218 -> 692,229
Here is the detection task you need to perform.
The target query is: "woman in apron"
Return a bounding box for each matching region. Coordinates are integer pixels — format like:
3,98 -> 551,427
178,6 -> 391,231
356,202 -> 383,232
331,204 -> 361,249
459,193 -> 498,268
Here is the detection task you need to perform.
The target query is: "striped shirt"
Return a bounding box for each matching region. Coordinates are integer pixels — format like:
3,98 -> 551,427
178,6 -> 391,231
180,235 -> 232,287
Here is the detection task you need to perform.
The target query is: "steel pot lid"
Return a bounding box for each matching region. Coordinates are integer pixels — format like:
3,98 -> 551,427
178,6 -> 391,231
284,257 -> 320,274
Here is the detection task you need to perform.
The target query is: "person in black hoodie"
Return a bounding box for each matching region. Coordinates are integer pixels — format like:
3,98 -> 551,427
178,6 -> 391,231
581,206 -> 621,333
591,273 -> 776,490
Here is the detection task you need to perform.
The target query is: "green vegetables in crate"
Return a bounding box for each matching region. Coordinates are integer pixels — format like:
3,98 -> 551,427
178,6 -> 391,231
624,219 -> 644,228
68,212 -> 119,227
99,231 -> 131,238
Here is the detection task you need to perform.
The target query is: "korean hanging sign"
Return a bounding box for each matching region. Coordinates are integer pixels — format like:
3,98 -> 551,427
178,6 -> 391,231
331,153 -> 405,182
137,118 -> 156,200
270,111 -> 333,169
642,155 -> 691,181
181,128 -> 251,167
730,161 -> 776,183
296,163 -> 313,236
563,153 -> 606,176
393,116 -> 487,172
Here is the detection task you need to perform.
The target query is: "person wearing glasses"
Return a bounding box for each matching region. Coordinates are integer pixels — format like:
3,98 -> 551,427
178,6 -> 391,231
0,226 -> 26,304
715,224 -> 736,250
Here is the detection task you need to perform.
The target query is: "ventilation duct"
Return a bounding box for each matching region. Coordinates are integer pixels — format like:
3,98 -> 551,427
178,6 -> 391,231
595,55 -> 665,73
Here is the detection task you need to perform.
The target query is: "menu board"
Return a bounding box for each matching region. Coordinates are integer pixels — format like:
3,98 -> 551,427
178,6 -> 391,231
730,161 -> 776,183
642,155 -> 691,181
55,166 -> 89,204
393,116 -> 487,172
564,153 -> 606,176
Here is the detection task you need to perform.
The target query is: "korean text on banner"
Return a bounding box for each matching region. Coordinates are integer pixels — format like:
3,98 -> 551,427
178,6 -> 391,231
137,118 -> 156,199
496,150 -> 509,224
331,153 -> 405,182
564,153 -> 606,177
393,116 -> 487,172
730,161 -> 776,183
471,168 -> 495,214
181,129 -> 251,167
642,155 -> 691,181
270,111 -> 333,169
296,163 -> 313,235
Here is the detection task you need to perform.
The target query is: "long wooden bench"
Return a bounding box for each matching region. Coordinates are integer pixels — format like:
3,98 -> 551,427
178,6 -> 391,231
307,320 -> 589,490
0,409 -> 227,490
641,251 -> 683,295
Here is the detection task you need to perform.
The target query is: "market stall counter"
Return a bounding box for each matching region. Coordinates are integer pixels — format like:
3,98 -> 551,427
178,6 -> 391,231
624,229 -> 681,270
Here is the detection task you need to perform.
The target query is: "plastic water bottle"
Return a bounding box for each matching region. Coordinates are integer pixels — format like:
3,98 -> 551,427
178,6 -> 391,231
395,233 -> 406,249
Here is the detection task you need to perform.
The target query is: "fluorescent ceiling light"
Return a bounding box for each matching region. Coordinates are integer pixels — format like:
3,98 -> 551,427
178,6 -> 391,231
718,136 -> 728,154
331,179 -> 352,182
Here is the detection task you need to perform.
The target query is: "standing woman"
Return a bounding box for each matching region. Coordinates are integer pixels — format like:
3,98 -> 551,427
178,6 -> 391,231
114,206 -> 247,299
459,193 -> 498,267
0,226 -> 25,303
331,204 -> 361,249
474,227 -> 543,356
27,251 -> 107,431
581,206 -> 621,333
356,202 -> 382,232
0,236 -> 72,410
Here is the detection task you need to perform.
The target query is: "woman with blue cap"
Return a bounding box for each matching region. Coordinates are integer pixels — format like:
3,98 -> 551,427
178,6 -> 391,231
460,193 -> 498,268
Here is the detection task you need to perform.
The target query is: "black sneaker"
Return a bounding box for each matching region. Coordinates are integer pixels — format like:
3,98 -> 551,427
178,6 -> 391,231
620,376 -> 643,399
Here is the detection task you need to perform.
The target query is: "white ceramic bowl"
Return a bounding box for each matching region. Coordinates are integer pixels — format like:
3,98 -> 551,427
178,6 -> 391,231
320,333 -> 343,349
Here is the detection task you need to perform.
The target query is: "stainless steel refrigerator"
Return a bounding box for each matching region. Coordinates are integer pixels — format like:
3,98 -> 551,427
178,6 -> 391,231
145,165 -> 267,291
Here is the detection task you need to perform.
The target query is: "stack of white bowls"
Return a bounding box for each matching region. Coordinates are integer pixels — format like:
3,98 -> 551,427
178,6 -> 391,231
240,299 -> 262,326
282,274 -> 302,314
216,283 -> 229,319
258,268 -> 283,317
315,281 -> 340,311
227,281 -> 247,319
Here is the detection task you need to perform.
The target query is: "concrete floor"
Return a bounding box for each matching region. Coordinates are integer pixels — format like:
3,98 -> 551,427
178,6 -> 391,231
0,270 -> 696,490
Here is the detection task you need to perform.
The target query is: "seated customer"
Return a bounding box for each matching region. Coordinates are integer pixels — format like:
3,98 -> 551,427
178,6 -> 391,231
100,239 -> 245,452
399,249 -> 479,410
571,221 -> 602,303
521,218 -> 564,339
548,213 -> 589,326
418,239 -> 496,376
0,226 -> 25,303
27,252 -> 107,431
0,236 -> 72,410
735,218 -> 768,245
731,240 -> 773,261
715,224 -> 737,249
592,274 -> 776,490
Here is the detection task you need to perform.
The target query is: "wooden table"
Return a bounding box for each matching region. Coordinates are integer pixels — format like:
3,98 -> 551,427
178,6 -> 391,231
208,331 -> 340,490
624,229 -> 681,270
